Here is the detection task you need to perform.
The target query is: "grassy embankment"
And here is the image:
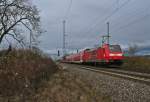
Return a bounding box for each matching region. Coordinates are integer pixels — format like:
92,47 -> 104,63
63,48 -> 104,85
0,49 -> 111,102
122,56 -> 150,73
0,49 -> 58,101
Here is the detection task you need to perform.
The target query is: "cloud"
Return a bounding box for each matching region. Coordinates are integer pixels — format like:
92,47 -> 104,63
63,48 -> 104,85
32,0 -> 150,54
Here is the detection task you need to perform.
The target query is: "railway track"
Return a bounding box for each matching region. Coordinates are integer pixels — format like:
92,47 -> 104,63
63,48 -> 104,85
63,63 -> 150,85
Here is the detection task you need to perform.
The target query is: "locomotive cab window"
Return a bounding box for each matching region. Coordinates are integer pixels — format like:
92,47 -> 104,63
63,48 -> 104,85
109,45 -> 122,52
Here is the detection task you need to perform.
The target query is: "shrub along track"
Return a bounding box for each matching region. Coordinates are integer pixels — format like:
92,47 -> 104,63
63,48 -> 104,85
61,63 -> 150,85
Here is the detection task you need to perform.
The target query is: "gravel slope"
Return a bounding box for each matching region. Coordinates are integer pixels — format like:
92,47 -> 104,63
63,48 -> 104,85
62,63 -> 150,102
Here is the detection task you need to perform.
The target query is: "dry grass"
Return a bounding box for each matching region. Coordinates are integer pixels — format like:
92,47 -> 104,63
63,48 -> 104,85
32,70 -> 111,102
122,57 -> 150,73
0,49 -> 112,102
0,57 -> 111,102
0,49 -> 58,98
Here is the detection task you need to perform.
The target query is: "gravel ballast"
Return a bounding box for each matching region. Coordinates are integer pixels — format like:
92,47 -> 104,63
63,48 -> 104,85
61,63 -> 150,102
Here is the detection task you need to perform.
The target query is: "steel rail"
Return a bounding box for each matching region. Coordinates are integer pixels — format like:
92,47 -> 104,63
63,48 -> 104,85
84,66 -> 150,79
79,66 -> 150,85
63,64 -> 150,85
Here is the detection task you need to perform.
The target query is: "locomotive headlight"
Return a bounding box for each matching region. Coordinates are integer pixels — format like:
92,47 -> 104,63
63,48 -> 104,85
110,53 -> 122,56
117,54 -> 123,56
109,53 -> 116,56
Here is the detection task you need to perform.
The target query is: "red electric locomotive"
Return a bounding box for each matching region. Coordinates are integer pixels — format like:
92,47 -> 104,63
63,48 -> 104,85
63,36 -> 124,66
63,43 -> 123,65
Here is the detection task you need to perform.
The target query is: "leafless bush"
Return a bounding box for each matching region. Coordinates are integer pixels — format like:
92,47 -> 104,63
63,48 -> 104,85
0,49 -> 58,96
128,44 -> 139,56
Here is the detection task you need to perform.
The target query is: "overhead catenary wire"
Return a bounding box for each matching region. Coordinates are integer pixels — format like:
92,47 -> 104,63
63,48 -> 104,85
110,5 -> 150,30
69,0 -> 149,51
112,13 -> 150,33
77,1 -> 118,34
68,0 -> 124,49
81,0 -> 132,35
70,0 -> 132,49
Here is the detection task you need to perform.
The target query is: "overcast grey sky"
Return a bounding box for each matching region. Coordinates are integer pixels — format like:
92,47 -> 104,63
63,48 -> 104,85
32,0 -> 150,53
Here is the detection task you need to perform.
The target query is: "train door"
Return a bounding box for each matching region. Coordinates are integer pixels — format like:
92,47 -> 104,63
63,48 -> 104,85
102,48 -> 105,60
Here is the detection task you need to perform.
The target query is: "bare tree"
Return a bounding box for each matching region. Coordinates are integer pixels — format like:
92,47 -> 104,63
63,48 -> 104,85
0,0 -> 41,47
128,44 -> 139,56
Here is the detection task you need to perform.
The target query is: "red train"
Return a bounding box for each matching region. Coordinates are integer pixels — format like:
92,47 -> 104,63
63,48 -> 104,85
63,43 -> 124,66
